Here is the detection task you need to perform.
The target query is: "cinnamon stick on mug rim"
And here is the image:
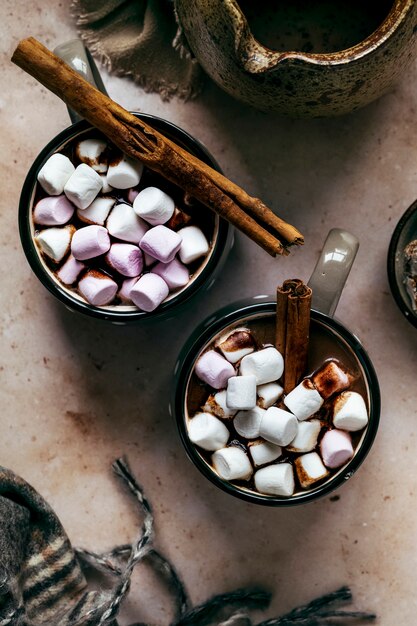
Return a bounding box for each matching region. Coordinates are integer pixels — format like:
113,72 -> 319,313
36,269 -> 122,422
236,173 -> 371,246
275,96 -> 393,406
276,279 -> 312,394
11,37 -> 304,257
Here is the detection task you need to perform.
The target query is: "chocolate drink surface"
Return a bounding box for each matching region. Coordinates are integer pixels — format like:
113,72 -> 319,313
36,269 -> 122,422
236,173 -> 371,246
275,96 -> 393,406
403,239 -> 417,312
31,129 -> 217,311
186,312 -> 369,498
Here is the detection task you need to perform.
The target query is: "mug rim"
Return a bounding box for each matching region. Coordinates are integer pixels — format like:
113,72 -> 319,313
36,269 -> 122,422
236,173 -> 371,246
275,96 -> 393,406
173,297 -> 380,506
19,113 -> 231,322
387,199 -> 417,329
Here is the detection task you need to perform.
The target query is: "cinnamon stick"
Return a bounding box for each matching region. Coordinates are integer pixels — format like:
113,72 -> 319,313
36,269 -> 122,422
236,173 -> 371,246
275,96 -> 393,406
11,37 -> 304,257
163,136 -> 304,245
276,279 -> 312,394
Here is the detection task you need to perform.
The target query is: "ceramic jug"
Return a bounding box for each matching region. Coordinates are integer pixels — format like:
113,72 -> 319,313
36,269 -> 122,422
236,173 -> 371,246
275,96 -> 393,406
175,0 -> 417,116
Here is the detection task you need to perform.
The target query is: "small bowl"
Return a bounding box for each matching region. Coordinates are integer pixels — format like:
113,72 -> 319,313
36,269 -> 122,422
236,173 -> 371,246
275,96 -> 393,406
19,114 -> 233,323
387,199 -> 417,328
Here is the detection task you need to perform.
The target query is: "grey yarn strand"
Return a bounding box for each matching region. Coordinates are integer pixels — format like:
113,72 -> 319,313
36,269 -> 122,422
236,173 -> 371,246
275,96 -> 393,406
76,545 -> 190,620
72,460 -> 375,626
173,589 -> 271,626
257,587 -> 376,625
75,458 -> 189,626
97,459 -> 156,625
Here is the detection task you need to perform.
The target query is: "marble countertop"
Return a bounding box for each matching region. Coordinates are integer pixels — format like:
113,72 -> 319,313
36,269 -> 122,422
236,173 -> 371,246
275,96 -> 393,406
2,1 -> 417,624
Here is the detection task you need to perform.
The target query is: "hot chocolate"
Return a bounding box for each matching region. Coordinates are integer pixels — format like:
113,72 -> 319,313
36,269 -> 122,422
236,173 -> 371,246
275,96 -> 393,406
185,312 -> 369,498
31,130 -> 217,312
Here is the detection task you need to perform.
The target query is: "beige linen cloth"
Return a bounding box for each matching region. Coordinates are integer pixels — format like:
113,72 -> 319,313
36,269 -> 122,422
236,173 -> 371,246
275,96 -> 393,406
70,0 -> 202,100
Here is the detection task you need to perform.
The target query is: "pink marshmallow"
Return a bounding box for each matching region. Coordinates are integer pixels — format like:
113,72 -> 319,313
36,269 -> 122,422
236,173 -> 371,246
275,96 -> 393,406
78,270 -> 118,306
71,225 -> 111,260
118,276 -> 140,303
130,273 -> 169,312
106,243 -> 143,277
195,350 -> 236,389
139,225 -> 181,263
127,188 -> 139,204
152,257 -> 189,291
57,254 -> 85,286
320,429 -> 354,469
33,195 -> 75,226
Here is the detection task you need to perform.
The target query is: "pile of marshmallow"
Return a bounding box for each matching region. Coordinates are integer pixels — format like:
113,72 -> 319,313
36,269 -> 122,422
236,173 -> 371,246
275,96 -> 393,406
187,327 -> 369,497
33,137 -> 211,310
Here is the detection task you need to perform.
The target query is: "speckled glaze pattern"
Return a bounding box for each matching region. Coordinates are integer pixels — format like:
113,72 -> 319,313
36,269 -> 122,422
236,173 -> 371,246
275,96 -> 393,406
175,0 -> 417,117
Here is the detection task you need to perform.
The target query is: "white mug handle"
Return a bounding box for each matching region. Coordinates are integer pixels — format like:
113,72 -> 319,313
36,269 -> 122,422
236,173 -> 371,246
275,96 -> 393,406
53,39 -> 108,124
308,228 -> 359,318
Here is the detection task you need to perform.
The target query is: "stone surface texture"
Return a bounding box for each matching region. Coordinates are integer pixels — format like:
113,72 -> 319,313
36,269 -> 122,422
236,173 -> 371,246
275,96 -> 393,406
1,1 -> 417,624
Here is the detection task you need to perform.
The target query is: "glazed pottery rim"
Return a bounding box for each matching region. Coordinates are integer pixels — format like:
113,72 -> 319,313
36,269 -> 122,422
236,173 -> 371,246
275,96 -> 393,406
173,298 -> 380,507
19,112 -> 231,322
229,0 -> 412,69
387,198 -> 417,329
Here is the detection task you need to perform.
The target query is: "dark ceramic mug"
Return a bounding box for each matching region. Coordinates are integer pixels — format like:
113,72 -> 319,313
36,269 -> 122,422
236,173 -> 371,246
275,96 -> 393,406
19,40 -> 232,323
176,0 -> 417,116
172,229 -> 380,505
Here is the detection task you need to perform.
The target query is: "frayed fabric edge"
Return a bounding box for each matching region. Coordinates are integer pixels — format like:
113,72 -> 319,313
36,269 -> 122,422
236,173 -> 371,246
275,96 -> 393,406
69,0 -> 204,101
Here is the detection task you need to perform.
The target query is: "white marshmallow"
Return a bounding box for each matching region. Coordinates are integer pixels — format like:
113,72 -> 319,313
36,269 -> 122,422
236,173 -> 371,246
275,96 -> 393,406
240,347 -> 284,385
284,379 -> 324,421
295,452 -> 329,489
212,447 -> 253,481
178,225 -> 210,264
100,174 -> 113,194
287,419 -> 321,453
133,187 -> 175,225
187,412 -> 229,451
106,203 -> 149,243
254,463 -> 295,497
106,154 -> 143,189
259,406 -> 298,446
215,327 -> 256,364
248,439 -> 282,466
226,375 -> 257,410
257,382 -> 283,409
35,226 -> 74,263
57,254 -> 85,286
75,138 -> 108,173
294,452 -> 329,489
312,359 -> 351,399
333,391 -> 369,431
37,153 -> 75,195
77,197 -> 115,226
234,406 -> 265,439
203,390 -> 237,419
64,163 -> 103,210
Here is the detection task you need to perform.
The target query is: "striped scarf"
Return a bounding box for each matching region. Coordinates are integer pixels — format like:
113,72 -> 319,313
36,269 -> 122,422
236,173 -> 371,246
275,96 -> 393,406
0,459 -> 376,626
